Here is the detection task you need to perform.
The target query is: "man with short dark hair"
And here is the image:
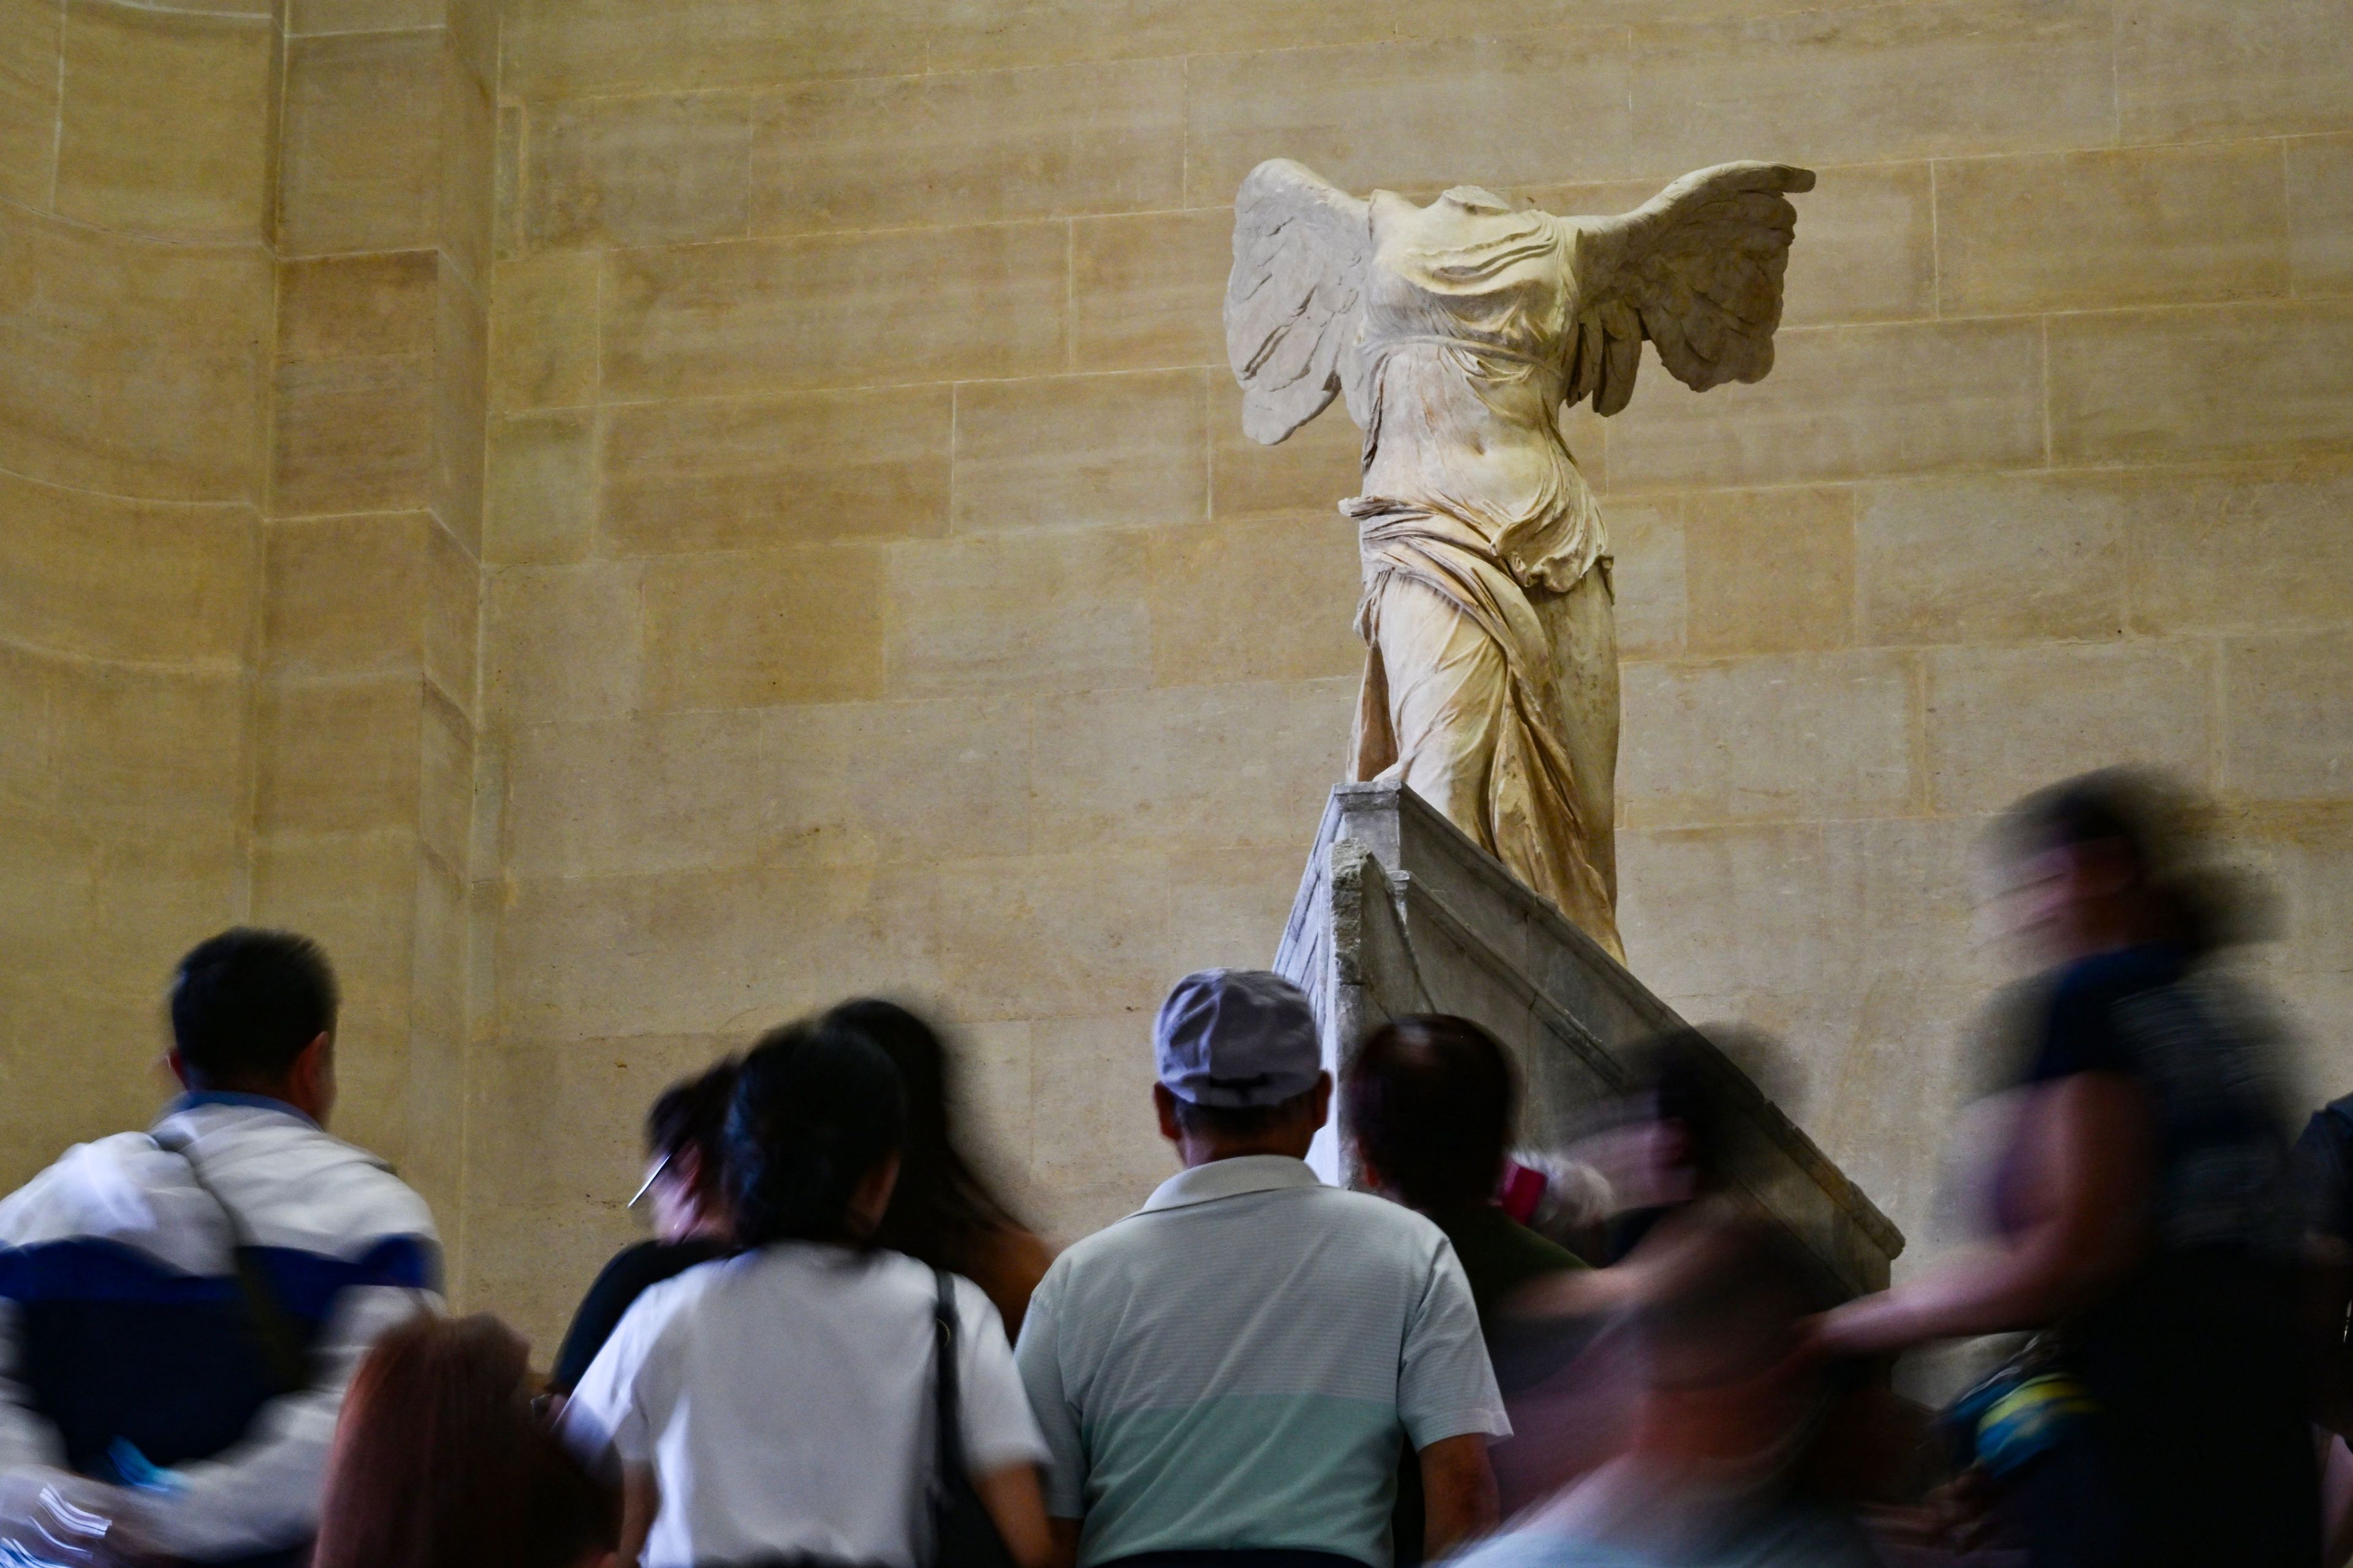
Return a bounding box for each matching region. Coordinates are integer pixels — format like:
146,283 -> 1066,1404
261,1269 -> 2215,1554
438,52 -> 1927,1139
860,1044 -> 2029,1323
0,928 -> 439,1567
1014,969 -> 1507,1568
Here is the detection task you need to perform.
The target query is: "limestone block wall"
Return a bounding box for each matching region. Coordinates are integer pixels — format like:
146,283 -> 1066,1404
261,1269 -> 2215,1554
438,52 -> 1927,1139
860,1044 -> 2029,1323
466,0 -> 2353,1346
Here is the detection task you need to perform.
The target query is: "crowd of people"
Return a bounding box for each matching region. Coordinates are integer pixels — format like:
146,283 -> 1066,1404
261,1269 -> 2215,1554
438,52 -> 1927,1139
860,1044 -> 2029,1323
0,767 -> 2346,1568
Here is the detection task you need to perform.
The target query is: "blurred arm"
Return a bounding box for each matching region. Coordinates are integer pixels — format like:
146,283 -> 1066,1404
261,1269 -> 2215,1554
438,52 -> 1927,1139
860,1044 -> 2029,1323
1418,1433 -> 1499,1558
1818,1073 -> 2148,1355
618,1462 -> 657,1568
973,1462 -> 1054,1568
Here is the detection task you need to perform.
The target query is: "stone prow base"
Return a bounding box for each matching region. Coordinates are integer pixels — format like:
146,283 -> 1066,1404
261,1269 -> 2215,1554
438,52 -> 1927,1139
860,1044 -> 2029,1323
1275,781 -> 1904,1298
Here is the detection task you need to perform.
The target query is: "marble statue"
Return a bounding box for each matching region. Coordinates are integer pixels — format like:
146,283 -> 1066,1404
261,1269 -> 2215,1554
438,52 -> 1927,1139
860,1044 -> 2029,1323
1225,159 -> 1815,961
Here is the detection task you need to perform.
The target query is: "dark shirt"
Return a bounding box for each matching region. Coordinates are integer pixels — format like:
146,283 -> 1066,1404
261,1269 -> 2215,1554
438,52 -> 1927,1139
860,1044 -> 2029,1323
549,1237 -> 732,1393
1425,1203 -> 1587,1325
2295,1092 -> 2353,1246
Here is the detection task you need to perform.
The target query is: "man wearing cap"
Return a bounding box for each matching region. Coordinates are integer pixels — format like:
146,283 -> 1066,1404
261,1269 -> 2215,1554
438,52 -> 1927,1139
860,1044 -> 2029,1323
1014,969 -> 1507,1568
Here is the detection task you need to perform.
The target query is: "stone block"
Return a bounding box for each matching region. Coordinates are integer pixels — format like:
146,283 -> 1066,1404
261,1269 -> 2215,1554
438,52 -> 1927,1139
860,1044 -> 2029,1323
936,851 -> 1173,1021
1209,379 -> 1363,518
2224,631 -> 2353,801
0,204 -> 268,501
432,259 -> 488,555
501,0 -> 929,97
1027,1012 -> 1176,1196
639,545 -> 887,710
279,252 -> 438,363
1187,28 -> 1633,206
2048,301 -> 2353,463
603,386 -> 951,555
484,562 -> 642,726
288,0 -> 438,31
47,661 -> 248,843
256,674 -> 425,835
264,513 -> 428,677
53,2 -> 269,239
278,29 -> 443,256
1682,487 -> 1855,657
467,1034 -> 737,1210
485,411 -> 596,567
495,860 -> 937,1040
489,252 -> 599,412
2118,0 -> 2353,140
422,518 -> 478,720
1619,650 -> 1918,827
1631,0 -> 2115,171
1607,497 -> 1685,662
1923,641 -> 2214,813
886,529 -> 1150,698
1167,845 -> 1315,972
438,40 -> 495,289
1144,513 -> 1365,687
602,223 -> 1067,400
0,0 -> 59,210
2288,135 -> 2353,295
270,353 -> 434,518
2124,465 -> 2353,635
1072,209 -> 1231,373
1030,678 -> 1356,853
525,91 -> 751,252
1856,474 -> 2127,646
0,470 -> 253,666
418,688 -> 471,874
769,696 -> 1036,868
501,708 -> 774,881
1609,319 -> 2045,491
953,371 -> 1207,534
1936,143 -> 2290,315
751,60 -> 1183,233
927,0 -> 1391,71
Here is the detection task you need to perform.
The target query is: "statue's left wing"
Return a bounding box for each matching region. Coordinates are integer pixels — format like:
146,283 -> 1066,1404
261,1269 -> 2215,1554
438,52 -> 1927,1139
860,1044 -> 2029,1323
1562,161 -> 1815,417
1226,159 -> 1374,445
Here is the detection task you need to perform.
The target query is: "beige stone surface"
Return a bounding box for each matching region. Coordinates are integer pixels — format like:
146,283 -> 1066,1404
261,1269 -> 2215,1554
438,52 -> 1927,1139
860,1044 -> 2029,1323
603,386 -> 951,554
0,471 -> 254,667
272,354 -> 435,517
1923,641 -> 2214,813
1936,143 -> 2291,316
1632,0 -> 2116,172
2048,301 -> 2353,463
1682,488 -> 1855,657
2123,465 -> 2353,634
928,0 -> 1389,72
485,411 -> 596,567
501,0 -> 929,98
1610,319 -> 2045,491
0,0 -> 59,210
489,253 -> 599,411
1855,474 -> 2127,646
438,41 -> 496,290
641,545 -> 888,710
53,1 -> 270,239
1186,29 -> 1633,207
278,29 -> 444,256
887,529 -> 1150,698
1072,210 -> 1231,373
2117,0 -> 2353,141
1209,380 -> 1365,518
2224,631 -> 2353,801
953,371 -> 1207,534
263,514 -> 428,677
1145,513 -> 1364,687
753,61 -> 1184,234
2288,135 -> 2353,295
525,93 -> 752,252
485,563 -> 643,725
431,258 -> 489,553
602,222 -> 1068,399
279,252 -> 438,364
0,204 -> 268,500
257,675 -> 425,835
288,0 -> 439,31
46,661 -> 248,843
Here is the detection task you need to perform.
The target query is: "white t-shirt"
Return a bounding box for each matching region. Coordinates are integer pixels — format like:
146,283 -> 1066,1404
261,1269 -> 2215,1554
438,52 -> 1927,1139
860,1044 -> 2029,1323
565,1243 -> 1047,1568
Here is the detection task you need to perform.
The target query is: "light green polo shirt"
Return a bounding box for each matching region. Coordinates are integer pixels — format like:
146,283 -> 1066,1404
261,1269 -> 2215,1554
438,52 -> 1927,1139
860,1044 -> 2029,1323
1013,1156 -> 1508,1568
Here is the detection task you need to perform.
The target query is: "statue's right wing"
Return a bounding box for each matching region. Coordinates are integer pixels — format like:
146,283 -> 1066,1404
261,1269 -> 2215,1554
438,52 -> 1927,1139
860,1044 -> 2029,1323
1225,159 -> 1374,446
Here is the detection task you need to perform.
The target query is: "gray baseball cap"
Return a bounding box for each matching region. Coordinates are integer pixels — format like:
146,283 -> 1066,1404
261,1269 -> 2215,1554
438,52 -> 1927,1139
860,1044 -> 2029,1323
1154,969 -> 1322,1108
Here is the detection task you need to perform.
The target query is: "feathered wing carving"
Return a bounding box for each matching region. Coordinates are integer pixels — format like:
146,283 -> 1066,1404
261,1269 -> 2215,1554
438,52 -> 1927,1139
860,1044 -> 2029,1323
1563,161 -> 1815,417
1225,158 -> 1374,446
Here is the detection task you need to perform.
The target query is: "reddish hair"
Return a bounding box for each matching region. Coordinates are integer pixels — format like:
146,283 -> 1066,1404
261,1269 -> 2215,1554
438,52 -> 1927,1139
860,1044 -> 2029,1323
312,1314 -> 617,1568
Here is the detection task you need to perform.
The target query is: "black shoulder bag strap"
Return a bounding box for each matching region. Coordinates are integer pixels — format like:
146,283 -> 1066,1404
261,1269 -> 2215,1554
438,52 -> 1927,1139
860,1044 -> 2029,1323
930,1268 -> 1017,1568
161,1134 -> 312,1399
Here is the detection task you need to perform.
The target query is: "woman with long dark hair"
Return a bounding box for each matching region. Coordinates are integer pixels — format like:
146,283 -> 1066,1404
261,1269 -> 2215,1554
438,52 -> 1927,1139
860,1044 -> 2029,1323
826,999 -> 1054,1335
1814,768 -> 2314,1567
313,1314 -> 617,1568
563,1019 -> 1053,1568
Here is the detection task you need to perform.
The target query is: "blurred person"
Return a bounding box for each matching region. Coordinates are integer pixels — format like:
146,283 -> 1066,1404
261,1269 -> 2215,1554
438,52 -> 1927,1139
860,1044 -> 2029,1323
0,928 -> 440,1568
827,999 -> 1055,1336
563,1018 -> 1052,1568
312,1314 -> 616,1568
1507,1153 -> 1614,1268
2292,1091 -> 2353,1565
1812,768 -> 2315,1568
547,1059 -> 740,1396
1014,970 -> 1507,1568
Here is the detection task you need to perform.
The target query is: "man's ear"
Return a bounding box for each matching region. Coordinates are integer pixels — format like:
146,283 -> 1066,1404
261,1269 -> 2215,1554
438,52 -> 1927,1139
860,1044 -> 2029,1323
165,1047 -> 192,1091
1152,1083 -> 1184,1144
289,1031 -> 335,1119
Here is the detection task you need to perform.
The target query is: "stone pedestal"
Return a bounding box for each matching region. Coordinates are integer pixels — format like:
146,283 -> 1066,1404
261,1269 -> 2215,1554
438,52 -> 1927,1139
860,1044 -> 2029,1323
1275,781 -> 1903,1297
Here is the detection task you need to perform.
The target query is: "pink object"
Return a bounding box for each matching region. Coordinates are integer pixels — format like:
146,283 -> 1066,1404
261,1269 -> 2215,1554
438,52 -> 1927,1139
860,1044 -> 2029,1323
1498,1160 -> 1546,1224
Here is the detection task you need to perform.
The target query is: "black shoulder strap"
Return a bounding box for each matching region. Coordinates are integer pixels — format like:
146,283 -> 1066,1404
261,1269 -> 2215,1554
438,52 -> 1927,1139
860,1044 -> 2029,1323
932,1266 -> 965,1498
164,1137 -> 313,1398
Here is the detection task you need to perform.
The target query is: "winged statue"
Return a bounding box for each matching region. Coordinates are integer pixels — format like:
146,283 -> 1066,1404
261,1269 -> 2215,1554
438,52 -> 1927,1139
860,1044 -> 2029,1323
1226,159 -> 1815,962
